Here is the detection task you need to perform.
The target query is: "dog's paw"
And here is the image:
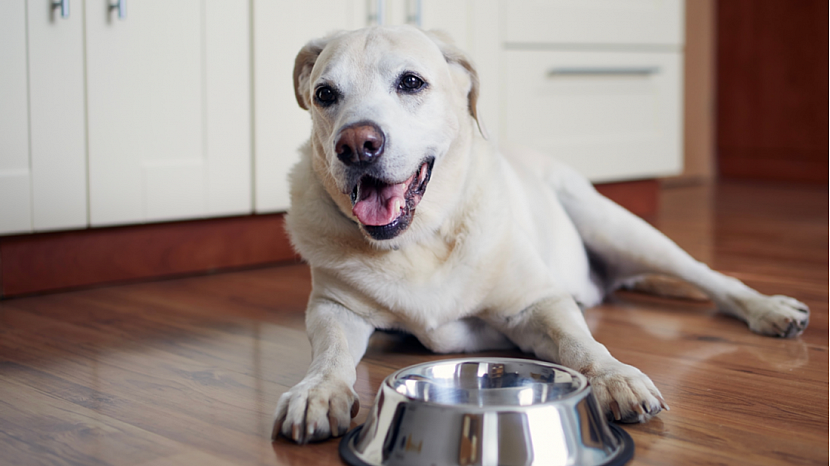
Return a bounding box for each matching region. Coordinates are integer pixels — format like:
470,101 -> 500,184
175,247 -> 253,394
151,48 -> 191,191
743,295 -> 809,338
587,361 -> 668,424
271,376 -> 360,444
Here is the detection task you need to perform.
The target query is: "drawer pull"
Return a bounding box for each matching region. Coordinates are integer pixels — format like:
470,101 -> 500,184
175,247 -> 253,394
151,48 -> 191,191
547,67 -> 659,78
51,0 -> 69,18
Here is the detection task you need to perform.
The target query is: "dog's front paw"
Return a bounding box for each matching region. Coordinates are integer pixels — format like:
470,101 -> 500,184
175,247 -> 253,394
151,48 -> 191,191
587,361 -> 668,424
271,375 -> 360,444
743,295 -> 809,338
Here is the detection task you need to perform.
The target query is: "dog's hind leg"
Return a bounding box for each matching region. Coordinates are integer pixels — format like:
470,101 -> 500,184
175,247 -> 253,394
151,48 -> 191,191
548,163 -> 809,338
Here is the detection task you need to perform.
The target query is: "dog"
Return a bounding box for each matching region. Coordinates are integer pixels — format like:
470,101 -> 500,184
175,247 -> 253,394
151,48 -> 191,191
271,25 -> 810,444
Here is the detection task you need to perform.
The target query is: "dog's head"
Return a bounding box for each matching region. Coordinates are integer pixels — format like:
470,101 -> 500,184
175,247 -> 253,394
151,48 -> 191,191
293,26 -> 480,247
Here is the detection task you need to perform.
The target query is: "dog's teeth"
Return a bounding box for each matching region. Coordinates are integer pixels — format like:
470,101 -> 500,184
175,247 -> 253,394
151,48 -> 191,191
350,185 -> 359,205
393,199 -> 403,213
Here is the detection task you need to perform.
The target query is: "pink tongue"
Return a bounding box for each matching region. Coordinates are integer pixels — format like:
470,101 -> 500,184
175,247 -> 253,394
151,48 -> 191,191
353,181 -> 407,226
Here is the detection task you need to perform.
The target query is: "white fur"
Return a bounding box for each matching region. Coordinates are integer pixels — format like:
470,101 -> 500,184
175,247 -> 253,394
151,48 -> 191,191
272,26 -> 810,443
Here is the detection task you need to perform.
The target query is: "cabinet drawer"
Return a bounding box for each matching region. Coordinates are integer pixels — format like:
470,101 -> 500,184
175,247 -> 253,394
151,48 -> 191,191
502,0 -> 684,46
501,50 -> 682,182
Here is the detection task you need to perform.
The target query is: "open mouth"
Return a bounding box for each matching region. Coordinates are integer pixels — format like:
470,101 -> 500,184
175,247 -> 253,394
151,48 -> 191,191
350,158 -> 434,241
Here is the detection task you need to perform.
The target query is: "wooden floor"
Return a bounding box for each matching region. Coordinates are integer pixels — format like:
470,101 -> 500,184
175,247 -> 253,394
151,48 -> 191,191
0,181 -> 827,466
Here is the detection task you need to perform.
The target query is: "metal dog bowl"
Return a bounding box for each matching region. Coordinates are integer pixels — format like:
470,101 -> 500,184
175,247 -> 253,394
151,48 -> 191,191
340,358 -> 633,466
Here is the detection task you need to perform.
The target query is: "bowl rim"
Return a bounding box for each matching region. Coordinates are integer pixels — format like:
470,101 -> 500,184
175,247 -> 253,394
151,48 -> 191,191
383,357 -> 590,409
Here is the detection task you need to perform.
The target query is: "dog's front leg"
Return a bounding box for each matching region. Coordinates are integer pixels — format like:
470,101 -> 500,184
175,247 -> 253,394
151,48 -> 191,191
271,298 -> 374,443
494,296 -> 668,423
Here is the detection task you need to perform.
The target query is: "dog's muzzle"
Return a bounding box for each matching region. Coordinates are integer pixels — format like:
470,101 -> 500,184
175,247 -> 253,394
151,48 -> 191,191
349,158 -> 434,241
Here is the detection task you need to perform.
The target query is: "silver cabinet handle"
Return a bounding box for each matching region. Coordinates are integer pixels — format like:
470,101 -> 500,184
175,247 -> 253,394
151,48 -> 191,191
52,0 -> 69,19
109,0 -> 126,20
547,67 -> 659,78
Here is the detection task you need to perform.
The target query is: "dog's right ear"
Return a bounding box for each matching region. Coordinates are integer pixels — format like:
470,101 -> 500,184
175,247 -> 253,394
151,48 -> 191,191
293,37 -> 329,110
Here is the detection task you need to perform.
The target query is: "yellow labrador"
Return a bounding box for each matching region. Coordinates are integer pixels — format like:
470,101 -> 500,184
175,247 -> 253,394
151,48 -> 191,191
272,25 -> 809,443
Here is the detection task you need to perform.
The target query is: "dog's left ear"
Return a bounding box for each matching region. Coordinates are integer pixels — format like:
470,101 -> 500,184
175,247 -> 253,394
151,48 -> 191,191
425,30 -> 484,137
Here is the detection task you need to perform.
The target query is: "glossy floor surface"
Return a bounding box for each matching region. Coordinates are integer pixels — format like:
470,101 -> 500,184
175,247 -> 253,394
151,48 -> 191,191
1,182 -> 827,466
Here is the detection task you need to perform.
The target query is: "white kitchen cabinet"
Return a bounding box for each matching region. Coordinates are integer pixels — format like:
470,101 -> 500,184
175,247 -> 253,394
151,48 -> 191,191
3,0 -> 253,232
0,2 -> 32,235
85,0 -> 251,226
498,0 -> 684,182
28,0 -> 88,232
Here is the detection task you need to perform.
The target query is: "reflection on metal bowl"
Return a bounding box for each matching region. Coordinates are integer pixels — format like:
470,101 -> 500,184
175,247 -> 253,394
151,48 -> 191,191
340,358 -> 634,466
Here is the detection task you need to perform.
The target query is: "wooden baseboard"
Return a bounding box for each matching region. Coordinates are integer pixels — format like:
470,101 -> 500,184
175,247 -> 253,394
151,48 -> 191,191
0,179 -> 657,298
595,179 -> 660,218
0,214 -> 298,298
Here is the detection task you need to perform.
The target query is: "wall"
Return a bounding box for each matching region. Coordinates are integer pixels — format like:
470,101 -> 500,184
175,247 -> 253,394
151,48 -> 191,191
668,0 -> 716,185
716,0 -> 829,183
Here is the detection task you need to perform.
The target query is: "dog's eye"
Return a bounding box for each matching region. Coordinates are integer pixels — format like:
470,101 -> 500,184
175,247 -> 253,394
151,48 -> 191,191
398,74 -> 426,93
315,86 -> 338,106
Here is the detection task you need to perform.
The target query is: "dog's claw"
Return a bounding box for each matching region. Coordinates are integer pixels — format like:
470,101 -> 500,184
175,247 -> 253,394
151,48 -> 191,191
609,401 -> 622,421
271,418 -> 282,441
328,412 -> 340,437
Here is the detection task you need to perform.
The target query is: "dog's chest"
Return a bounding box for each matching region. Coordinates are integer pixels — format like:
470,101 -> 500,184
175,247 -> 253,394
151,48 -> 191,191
352,238 -> 490,329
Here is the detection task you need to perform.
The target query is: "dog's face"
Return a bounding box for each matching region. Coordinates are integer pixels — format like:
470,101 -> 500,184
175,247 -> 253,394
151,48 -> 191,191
293,26 -> 479,247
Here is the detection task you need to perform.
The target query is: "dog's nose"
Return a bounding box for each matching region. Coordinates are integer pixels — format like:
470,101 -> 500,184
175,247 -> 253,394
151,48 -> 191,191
335,122 -> 385,166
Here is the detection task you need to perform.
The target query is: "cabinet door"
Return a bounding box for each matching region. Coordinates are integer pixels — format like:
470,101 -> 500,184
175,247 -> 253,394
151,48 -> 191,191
86,0 -> 251,226
0,2 -> 32,235
28,0 -> 88,232
502,50 -> 683,182
252,0 -> 358,213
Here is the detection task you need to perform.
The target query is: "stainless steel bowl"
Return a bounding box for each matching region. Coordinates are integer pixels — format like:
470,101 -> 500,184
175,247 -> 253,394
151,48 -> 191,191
340,358 -> 633,466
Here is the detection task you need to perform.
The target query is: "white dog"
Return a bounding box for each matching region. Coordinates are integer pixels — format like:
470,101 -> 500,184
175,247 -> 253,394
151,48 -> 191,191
271,25 -> 809,444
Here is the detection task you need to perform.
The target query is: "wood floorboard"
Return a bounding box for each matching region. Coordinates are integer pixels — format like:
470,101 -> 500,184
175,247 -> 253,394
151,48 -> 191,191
0,181 -> 826,466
